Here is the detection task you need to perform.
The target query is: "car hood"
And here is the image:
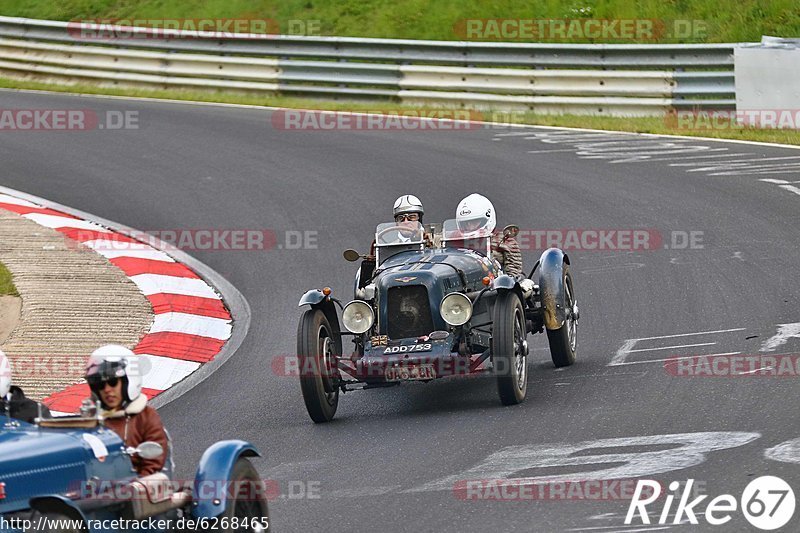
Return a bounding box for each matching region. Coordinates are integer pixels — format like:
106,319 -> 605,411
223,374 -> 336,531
0,421 -> 90,513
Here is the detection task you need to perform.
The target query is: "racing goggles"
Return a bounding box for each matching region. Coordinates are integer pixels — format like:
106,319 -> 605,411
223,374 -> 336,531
395,213 -> 420,222
87,375 -> 120,391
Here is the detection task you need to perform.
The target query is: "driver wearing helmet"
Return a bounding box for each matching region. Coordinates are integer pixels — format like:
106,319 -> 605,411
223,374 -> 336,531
85,344 -> 168,476
0,350 -> 51,423
393,194 -> 424,226
456,193 -> 523,278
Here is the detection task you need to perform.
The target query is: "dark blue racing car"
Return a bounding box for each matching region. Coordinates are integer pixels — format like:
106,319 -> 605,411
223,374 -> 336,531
297,219 -> 579,422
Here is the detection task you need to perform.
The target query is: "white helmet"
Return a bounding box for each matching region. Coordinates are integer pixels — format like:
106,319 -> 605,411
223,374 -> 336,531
456,193 -> 496,237
85,345 -> 143,405
393,195 -> 424,221
0,350 -> 11,398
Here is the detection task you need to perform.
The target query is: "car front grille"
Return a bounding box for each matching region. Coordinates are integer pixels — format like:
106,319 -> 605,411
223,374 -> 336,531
387,285 -> 434,340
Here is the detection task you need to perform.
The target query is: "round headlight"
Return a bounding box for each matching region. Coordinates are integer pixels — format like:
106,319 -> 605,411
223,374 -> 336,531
342,300 -> 375,334
440,293 -> 473,326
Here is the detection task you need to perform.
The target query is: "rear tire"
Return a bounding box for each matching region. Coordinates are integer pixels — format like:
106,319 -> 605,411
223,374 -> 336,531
493,291 -> 528,405
26,512 -> 81,533
546,265 -> 577,367
298,309 -> 340,423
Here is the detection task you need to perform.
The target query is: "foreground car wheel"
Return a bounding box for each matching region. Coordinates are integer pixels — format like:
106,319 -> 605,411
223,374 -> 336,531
494,291 -> 528,405
298,309 -> 340,423
217,457 -> 270,532
27,512 -> 82,533
546,264 -> 577,367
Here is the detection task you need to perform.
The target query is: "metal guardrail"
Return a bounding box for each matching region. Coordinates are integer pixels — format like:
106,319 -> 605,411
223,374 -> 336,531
0,16 -> 742,116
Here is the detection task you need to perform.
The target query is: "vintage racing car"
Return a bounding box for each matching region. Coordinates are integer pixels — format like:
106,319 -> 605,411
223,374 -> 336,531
296,219 -> 579,423
0,405 -> 269,532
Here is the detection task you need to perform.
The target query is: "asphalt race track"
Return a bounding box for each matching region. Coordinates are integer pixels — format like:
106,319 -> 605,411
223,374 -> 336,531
2,90 -> 800,532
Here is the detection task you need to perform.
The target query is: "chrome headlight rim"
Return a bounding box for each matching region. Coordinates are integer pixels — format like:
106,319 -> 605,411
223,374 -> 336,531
342,300 -> 375,334
440,292 -> 473,327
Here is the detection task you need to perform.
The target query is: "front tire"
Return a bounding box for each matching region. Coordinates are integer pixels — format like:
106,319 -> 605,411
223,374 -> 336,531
298,309 -> 340,423
546,265 -> 577,367
217,458 -> 270,532
493,291 -> 528,405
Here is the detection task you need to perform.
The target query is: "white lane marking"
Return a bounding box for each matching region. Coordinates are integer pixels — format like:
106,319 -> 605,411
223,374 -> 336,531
149,312 -> 232,340
673,155 -> 800,168
567,525 -> 671,533
760,178 -> 791,184
93,247 -> 176,262
737,365 -> 773,375
760,323 -> 800,352
22,213 -> 111,231
612,526 -> 670,533
611,340 -> 639,366
326,486 -> 403,498
0,193 -> 38,207
129,273 -> 220,299
626,342 -> 716,354
709,165 -> 800,177
631,328 -> 745,342
610,328 -> 745,366
83,239 -> 156,251
580,263 -> 646,274
527,148 -> 582,154
765,438 -> 800,465
613,352 -> 740,366
407,432 -> 761,493
137,354 -> 200,390
779,184 -> 800,196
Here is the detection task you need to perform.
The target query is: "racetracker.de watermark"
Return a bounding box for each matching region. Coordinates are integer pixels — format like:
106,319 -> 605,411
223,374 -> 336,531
68,229 -> 318,252
665,354 -> 800,377
453,479 -> 662,501
67,18 -> 322,39
74,478 -> 320,501
0,109 -> 138,131
6,355 -> 151,380
516,229 -> 704,251
271,110 -> 485,130
667,110 -> 800,130
453,19 -> 708,41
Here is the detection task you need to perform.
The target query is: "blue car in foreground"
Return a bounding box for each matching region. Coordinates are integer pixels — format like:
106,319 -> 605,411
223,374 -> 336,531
0,409 -> 269,532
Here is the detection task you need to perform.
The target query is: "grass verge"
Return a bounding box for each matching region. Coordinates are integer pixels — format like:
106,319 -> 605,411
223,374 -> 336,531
0,261 -> 18,297
0,0 -> 798,43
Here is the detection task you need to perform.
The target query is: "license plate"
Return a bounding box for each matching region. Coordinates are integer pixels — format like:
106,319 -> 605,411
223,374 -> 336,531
385,364 -> 436,382
383,343 -> 432,355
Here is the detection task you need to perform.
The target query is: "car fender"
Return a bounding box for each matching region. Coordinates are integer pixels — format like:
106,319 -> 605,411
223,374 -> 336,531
298,290 -> 342,355
29,495 -> 89,532
492,274 -> 517,291
538,248 -> 570,330
298,289 -> 326,307
192,440 -> 261,519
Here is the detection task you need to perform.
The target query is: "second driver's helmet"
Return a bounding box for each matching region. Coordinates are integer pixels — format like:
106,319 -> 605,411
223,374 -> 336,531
85,344 -> 142,407
393,195 -> 424,223
456,193 -> 496,237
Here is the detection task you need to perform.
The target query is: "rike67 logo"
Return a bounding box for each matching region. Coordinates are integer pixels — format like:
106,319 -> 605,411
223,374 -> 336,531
626,476 -> 796,530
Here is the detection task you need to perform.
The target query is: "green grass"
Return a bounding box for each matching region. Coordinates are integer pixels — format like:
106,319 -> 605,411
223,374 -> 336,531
2,76 -> 799,146
0,0 -> 798,43
0,261 -> 18,297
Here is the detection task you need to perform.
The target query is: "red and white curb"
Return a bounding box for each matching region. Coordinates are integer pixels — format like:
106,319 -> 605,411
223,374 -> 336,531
0,192 -> 233,413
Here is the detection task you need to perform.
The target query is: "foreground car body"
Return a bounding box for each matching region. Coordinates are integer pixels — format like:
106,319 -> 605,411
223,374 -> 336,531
297,220 -> 580,422
0,412 -> 269,532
